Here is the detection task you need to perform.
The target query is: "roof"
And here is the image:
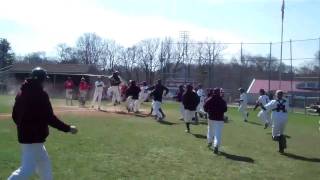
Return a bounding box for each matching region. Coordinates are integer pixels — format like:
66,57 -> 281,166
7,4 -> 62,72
9,63 -> 99,75
247,79 -> 318,94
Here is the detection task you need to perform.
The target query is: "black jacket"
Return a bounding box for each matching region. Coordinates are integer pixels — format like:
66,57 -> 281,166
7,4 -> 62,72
110,75 -> 121,86
147,84 -> 169,102
204,95 -> 227,121
125,85 -> 141,100
182,91 -> 200,111
174,89 -> 184,102
12,79 -> 71,143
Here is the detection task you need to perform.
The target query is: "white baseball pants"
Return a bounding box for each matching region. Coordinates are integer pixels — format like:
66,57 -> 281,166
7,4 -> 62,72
258,110 -> 271,124
272,118 -> 288,137
238,105 -> 248,121
179,103 -> 185,119
111,86 -> 121,104
91,88 -> 103,108
207,120 -> 224,148
127,97 -> 140,112
152,101 -> 162,119
184,110 -> 195,123
8,143 -> 52,180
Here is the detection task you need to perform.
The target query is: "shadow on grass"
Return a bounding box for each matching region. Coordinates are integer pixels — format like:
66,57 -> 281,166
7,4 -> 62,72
282,152 -> 320,163
158,120 -> 178,125
199,121 -> 208,125
266,133 -> 291,139
219,152 -> 254,163
246,121 -> 262,126
192,133 -> 207,139
98,109 -> 150,117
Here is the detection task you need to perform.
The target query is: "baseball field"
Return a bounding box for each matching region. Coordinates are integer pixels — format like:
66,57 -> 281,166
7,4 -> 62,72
0,95 -> 319,180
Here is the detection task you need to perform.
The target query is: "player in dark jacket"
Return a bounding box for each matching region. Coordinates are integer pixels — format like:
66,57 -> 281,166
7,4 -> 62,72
182,84 -> 200,133
109,71 -> 122,105
147,79 -> 169,121
204,88 -> 227,154
8,67 -> 78,180
125,80 -> 141,112
173,85 -> 185,120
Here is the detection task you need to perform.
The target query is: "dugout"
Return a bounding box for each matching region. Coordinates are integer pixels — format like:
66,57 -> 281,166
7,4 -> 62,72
6,63 -> 100,98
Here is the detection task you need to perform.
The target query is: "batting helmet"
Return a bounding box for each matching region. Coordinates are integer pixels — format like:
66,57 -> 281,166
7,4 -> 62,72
31,67 -> 48,82
259,88 -> 265,94
238,88 -> 245,93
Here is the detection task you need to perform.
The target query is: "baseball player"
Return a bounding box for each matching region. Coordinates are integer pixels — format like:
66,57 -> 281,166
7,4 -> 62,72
79,77 -> 90,107
139,81 -> 149,103
204,88 -> 228,154
182,84 -> 200,133
91,76 -> 105,110
109,71 -> 122,105
238,88 -> 249,122
263,90 -> 289,153
173,85 -> 185,120
253,88 -> 271,129
147,79 -> 169,121
64,76 -> 74,106
125,80 -> 141,113
196,84 -> 206,121
8,67 -> 78,180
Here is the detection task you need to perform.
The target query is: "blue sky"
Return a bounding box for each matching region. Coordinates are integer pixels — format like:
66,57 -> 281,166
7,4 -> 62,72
0,0 -> 319,63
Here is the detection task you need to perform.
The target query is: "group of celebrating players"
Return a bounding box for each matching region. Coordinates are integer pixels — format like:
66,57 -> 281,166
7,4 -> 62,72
8,67 -> 290,179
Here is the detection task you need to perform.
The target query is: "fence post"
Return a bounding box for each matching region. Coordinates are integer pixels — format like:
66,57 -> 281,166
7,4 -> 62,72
290,39 -> 294,112
268,42 -> 272,92
318,38 -> 320,102
304,96 -> 307,115
239,42 -> 243,88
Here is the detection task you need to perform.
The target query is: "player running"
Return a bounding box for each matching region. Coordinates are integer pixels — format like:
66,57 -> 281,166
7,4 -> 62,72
253,88 -> 271,129
8,67 -> 78,180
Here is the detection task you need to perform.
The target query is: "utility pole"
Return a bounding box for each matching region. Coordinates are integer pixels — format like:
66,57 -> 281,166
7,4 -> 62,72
179,31 -> 189,84
279,0 -> 285,89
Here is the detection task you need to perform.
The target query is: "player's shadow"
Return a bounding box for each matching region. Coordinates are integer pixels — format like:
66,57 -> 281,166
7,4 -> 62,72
282,152 -> 320,163
266,132 -> 291,139
192,133 -> 207,139
158,120 -> 177,125
219,152 -> 254,163
199,121 -> 208,125
246,121 -> 262,126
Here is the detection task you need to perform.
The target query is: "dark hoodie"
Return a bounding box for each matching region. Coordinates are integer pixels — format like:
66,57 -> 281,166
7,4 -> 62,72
12,79 -> 71,143
182,90 -> 200,111
125,84 -> 141,100
204,94 -> 227,121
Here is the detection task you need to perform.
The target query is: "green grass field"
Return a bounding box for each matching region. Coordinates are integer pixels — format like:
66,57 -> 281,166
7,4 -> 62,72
0,95 -> 319,180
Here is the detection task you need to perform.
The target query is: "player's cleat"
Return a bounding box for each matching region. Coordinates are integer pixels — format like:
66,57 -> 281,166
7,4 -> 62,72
264,123 -> 269,129
185,129 -> 190,133
279,149 -> 284,154
244,119 -> 248,122
157,117 -> 164,121
199,113 -> 203,118
213,147 -> 219,154
179,117 -> 184,121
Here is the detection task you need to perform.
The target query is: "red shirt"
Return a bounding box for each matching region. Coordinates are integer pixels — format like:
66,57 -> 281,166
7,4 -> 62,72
120,85 -> 128,96
79,81 -> 90,91
64,80 -> 74,89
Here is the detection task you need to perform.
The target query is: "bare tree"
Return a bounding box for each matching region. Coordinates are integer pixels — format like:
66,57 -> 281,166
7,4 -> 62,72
136,39 -> 160,84
118,46 -> 138,79
159,37 -> 174,80
203,40 -> 225,87
76,33 -> 105,65
56,43 -> 79,64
